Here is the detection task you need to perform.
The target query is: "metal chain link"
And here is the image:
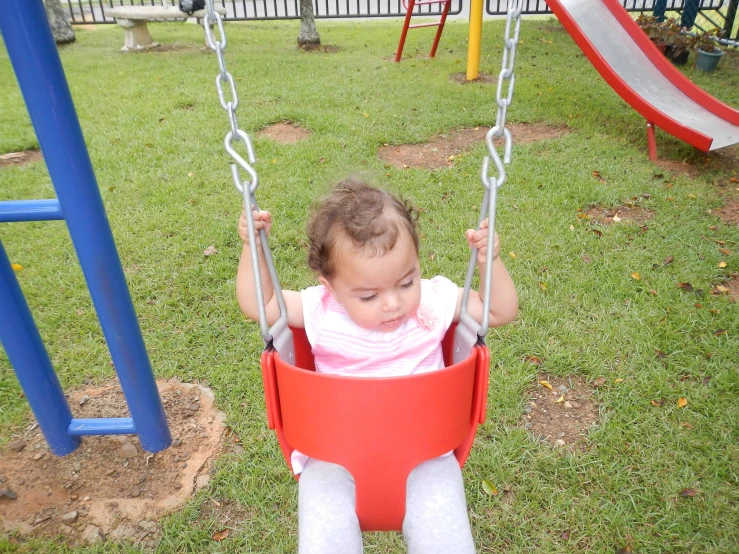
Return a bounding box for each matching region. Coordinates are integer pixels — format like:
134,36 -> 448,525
481,0 -> 523,192
203,0 -> 259,195
201,2 -> 293,349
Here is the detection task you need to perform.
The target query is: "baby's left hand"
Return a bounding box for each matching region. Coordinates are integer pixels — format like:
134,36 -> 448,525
466,218 -> 500,264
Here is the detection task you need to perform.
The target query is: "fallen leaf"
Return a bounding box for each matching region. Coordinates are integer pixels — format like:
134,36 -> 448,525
655,350 -> 666,358
524,355 -> 543,366
590,229 -> 603,238
677,397 -> 688,408
592,377 -> 607,387
612,214 -> 622,222
676,282 -> 694,292
681,421 -> 694,429
554,394 -> 565,403
614,378 -> 624,383
664,255 -> 674,265
730,177 -> 739,183
582,254 -> 591,264
702,376 -> 712,386
11,263 -> 23,271
538,282 -> 548,291
718,261 -> 727,268
648,289 -> 658,296
695,303 -> 702,308
539,380 -> 553,391
616,546 -> 632,554
591,170 -> 605,183
718,248 -> 731,255
709,225 -> 719,230
686,193 -> 697,199
713,239 -> 726,246
651,398 -> 664,407
482,479 -> 498,496
560,529 -> 571,540
577,212 -> 591,220
631,272 -> 641,281
714,329 -> 727,336
509,251 -> 517,259
364,113 -> 369,118
212,529 -> 230,541
713,285 -> 729,294
680,488 -> 697,497
203,245 -> 218,257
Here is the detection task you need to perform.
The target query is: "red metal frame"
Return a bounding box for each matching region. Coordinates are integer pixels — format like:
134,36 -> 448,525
395,0 -> 451,62
545,0 -> 739,154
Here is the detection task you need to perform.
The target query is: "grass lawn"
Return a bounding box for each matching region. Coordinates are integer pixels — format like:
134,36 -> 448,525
1,16 -> 738,553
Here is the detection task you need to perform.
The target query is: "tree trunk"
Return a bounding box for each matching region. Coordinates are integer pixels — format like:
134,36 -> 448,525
297,0 -> 320,49
44,0 -> 75,45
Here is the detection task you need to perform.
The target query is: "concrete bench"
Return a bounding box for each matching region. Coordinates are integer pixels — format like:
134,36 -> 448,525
107,6 -> 227,52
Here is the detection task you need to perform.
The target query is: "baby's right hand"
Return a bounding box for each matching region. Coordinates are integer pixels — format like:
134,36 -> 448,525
238,209 -> 272,246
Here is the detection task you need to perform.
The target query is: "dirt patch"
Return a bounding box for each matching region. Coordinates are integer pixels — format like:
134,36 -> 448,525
126,44 -> 199,54
710,197 -> 739,227
0,150 -> 43,168
449,72 -> 496,85
299,44 -> 340,53
379,122 -> 569,170
654,145 -> 739,178
582,204 -> 655,226
0,380 -> 228,549
258,121 -> 311,144
720,274 -> 739,302
521,374 -> 599,451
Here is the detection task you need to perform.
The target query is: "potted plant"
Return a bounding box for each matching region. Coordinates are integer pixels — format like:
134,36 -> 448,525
664,18 -> 693,65
636,14 -> 671,54
694,29 -> 724,71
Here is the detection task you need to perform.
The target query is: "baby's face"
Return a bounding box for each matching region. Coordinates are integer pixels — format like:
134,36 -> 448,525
321,231 -> 421,333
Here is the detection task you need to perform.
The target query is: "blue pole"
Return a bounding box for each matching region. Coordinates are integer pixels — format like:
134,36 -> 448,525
0,0 -> 171,453
0,241 -> 81,456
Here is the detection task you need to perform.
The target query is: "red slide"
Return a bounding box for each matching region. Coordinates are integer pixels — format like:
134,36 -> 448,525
544,0 -> 739,155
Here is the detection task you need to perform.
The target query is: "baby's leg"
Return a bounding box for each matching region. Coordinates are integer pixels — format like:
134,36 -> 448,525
403,455 -> 476,554
298,458 -> 363,554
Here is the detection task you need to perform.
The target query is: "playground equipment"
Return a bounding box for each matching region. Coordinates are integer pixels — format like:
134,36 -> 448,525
202,0 -> 522,531
0,0 -> 171,455
545,0 -> 739,159
394,0 -> 452,62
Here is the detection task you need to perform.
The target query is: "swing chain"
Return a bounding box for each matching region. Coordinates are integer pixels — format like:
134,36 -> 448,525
481,0 -> 522,192
203,0 -> 259,194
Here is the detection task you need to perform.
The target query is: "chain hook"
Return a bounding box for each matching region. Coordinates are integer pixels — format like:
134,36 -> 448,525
225,130 -> 259,194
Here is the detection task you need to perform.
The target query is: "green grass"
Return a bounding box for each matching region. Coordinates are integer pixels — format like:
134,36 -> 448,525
1,17 -> 738,553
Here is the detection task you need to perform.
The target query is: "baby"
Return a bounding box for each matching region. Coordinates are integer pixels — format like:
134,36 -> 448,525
237,178 -> 518,554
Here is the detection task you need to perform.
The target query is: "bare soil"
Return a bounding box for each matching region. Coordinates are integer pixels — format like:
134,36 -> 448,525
378,123 -> 569,170
582,204 -> 655,226
711,197 -> 739,227
722,274 -> 739,302
299,44 -> 340,53
258,121 -> 311,143
0,380 -> 227,549
654,144 -> 739,178
449,72 -> 497,85
521,374 -> 600,451
0,151 -> 43,168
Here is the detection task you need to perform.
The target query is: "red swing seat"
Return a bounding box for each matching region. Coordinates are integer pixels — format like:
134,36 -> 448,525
260,324 -> 490,531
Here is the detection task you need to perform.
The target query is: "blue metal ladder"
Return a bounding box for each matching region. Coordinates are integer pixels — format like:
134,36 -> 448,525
0,0 -> 171,456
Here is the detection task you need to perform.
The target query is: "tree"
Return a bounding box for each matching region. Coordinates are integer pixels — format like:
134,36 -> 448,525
44,0 -> 75,45
297,0 -> 320,49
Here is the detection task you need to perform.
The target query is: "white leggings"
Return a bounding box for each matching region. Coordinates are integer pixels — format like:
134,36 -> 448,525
298,455 -> 476,554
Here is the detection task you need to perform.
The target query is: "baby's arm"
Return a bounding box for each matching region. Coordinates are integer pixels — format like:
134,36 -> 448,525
455,218 -> 518,328
236,209 -> 304,328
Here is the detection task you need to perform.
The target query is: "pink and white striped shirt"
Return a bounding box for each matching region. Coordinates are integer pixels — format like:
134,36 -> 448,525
291,276 -> 459,473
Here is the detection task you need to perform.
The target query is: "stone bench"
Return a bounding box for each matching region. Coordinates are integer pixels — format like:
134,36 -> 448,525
107,6 -> 227,52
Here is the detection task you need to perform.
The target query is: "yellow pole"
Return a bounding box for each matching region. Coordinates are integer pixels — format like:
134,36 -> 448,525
467,0 -> 483,81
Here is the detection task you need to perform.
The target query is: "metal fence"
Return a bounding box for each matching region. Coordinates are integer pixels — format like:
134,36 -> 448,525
63,0 -> 738,40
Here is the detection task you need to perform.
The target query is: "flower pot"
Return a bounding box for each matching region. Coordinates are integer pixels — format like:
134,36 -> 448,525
668,49 -> 690,65
651,39 -> 669,54
695,48 -> 724,71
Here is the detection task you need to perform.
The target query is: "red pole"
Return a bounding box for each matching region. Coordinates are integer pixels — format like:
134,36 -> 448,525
429,0 -> 451,58
395,0 -> 416,62
646,121 -> 658,161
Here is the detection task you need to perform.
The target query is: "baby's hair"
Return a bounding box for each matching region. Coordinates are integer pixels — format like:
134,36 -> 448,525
307,177 -> 419,279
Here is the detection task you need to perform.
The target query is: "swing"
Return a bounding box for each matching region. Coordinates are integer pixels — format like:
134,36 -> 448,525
201,0 -> 523,532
